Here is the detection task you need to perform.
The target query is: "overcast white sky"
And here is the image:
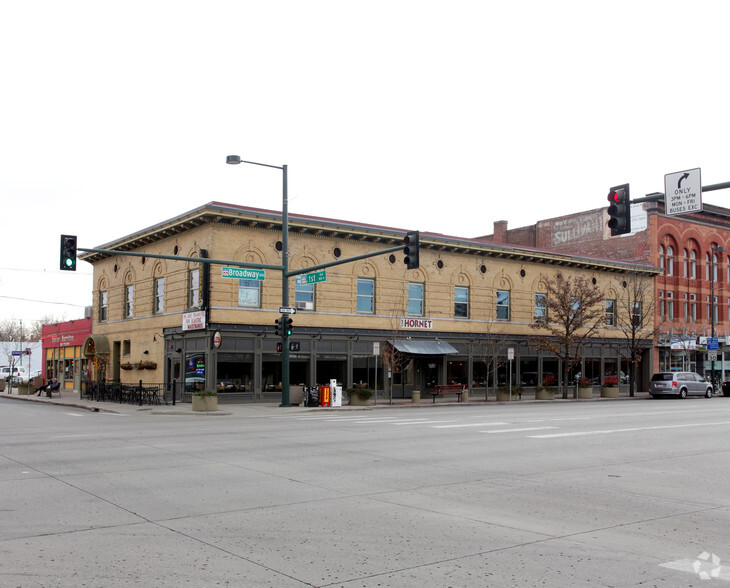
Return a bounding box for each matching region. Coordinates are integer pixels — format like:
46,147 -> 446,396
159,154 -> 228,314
2,1 -> 729,327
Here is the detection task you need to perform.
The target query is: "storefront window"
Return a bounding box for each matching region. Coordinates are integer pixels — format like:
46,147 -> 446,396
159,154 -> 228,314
446,360 -> 467,384
519,358 -> 538,386
184,353 -> 205,392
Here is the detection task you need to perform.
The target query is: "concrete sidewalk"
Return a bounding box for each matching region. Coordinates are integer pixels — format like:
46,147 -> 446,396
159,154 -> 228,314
0,386 -> 653,417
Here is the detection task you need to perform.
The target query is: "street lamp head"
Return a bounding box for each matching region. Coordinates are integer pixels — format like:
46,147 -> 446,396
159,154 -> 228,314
226,155 -> 242,165
716,246 -> 725,253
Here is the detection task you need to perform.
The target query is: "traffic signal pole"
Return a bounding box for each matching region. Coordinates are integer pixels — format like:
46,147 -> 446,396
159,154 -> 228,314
281,165 -> 290,406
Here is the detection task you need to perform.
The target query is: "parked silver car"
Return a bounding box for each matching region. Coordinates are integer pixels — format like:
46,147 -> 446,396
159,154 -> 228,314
649,372 -> 713,399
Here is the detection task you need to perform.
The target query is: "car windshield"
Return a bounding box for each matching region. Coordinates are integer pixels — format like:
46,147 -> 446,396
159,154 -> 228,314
651,373 -> 674,381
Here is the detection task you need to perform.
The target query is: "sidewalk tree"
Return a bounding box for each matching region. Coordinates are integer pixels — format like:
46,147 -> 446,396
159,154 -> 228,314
614,272 -> 660,396
530,272 -> 605,399
379,305 -> 413,405
478,318 -> 513,400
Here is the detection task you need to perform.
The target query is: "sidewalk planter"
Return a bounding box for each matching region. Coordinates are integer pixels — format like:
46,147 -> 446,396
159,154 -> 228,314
600,386 -> 620,398
601,376 -> 620,398
411,390 -> 421,403
496,387 -> 517,401
578,386 -> 593,399
460,389 -> 469,402
348,389 -> 374,406
536,387 -> 555,400
192,391 -> 218,412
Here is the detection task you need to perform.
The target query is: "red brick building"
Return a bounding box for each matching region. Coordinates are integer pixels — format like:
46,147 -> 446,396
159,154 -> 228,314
41,317 -> 93,392
481,200 -> 730,381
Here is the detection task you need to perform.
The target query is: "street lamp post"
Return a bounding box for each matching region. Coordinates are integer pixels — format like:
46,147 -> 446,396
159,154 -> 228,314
226,155 -> 291,407
711,245 -> 724,392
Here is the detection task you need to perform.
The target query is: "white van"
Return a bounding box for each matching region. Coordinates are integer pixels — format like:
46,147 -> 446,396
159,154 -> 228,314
0,366 -> 28,383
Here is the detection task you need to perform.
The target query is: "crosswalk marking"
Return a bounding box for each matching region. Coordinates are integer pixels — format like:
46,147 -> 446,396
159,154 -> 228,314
481,426 -> 558,434
432,422 -> 509,428
392,420 -> 456,426
529,420 -> 730,439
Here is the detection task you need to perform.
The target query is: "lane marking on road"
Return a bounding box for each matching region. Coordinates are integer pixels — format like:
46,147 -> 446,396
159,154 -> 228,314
481,426 -> 559,434
49,434 -> 91,439
432,422 -> 509,429
63,412 -> 86,417
529,421 -> 730,439
392,420 -> 456,426
352,418 -> 432,424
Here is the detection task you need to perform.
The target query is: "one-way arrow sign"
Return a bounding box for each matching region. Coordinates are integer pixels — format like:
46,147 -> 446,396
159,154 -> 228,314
279,306 -> 297,315
665,168 -> 702,216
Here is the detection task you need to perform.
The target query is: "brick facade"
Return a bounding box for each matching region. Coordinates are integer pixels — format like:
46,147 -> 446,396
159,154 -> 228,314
482,201 -> 730,380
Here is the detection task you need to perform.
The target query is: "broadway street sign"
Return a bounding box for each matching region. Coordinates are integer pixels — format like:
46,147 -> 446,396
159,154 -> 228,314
221,267 -> 265,280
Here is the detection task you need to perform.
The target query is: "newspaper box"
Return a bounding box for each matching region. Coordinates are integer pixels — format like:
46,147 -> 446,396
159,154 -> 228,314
330,378 -> 342,407
318,385 -> 331,407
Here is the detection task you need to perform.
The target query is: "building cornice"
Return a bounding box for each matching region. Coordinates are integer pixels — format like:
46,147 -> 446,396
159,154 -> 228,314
80,201 -> 660,276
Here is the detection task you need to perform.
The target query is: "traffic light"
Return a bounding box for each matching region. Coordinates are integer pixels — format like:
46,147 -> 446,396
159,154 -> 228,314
274,318 -> 281,336
607,184 -> 631,236
285,317 -> 293,336
60,234 -> 77,271
403,230 -> 420,269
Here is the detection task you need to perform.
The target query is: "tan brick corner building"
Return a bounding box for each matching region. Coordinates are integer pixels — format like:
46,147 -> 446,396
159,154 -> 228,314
80,201 -> 658,403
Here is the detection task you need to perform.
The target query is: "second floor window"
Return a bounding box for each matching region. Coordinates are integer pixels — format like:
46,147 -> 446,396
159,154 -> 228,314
632,301 -> 643,328
238,279 -> 261,307
534,293 -> 546,322
605,299 -> 616,326
666,291 -> 674,321
454,286 -> 468,318
357,278 -> 374,313
124,284 -> 134,318
496,290 -> 510,320
154,278 -> 164,314
99,290 -> 108,322
408,283 -> 424,316
295,279 -> 315,310
666,246 -> 674,276
189,268 -> 200,308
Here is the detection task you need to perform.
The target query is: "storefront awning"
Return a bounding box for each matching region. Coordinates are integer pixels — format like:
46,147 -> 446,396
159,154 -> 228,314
391,340 -> 459,355
83,334 -> 110,357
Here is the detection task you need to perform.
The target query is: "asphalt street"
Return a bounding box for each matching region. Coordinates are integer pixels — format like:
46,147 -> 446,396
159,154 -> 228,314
1,393 -> 730,587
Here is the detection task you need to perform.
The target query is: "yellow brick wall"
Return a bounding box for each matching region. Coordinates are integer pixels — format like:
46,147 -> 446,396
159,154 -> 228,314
89,217 -> 655,381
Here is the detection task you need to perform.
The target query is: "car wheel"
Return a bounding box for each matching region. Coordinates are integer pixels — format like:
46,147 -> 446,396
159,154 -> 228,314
706,388 -> 713,398
679,388 -> 687,399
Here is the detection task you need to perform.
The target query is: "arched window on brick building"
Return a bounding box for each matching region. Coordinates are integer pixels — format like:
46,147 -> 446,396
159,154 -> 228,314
666,246 -> 674,276
659,245 -> 665,273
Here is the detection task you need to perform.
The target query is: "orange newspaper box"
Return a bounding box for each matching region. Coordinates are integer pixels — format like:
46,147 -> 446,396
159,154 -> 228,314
318,385 -> 331,407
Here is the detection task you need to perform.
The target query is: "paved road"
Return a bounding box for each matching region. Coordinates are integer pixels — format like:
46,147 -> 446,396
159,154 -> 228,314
1,395 -> 730,586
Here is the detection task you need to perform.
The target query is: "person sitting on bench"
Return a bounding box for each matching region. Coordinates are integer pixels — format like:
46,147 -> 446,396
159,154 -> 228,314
37,378 -> 60,397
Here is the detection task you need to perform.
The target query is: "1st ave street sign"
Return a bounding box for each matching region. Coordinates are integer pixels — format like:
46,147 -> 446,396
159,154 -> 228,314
300,270 -> 327,284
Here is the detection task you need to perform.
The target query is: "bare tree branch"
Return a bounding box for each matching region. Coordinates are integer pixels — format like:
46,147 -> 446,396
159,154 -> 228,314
530,272 -> 605,399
